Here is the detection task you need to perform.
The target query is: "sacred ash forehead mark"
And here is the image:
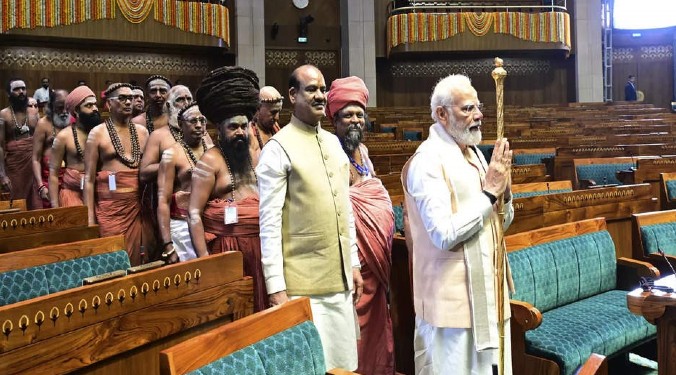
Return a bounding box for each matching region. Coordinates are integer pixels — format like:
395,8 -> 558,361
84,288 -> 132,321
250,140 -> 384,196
10,81 -> 26,90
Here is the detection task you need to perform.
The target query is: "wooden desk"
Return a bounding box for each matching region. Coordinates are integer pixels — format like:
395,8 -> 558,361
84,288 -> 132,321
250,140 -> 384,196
627,275 -> 676,375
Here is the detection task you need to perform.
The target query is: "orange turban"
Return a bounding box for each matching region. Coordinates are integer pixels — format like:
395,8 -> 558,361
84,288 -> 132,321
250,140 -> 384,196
326,76 -> 369,122
66,86 -> 96,114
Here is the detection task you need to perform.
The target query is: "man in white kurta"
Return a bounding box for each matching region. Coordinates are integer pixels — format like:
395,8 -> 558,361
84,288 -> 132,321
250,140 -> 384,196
256,64 -> 363,371
402,74 -> 515,375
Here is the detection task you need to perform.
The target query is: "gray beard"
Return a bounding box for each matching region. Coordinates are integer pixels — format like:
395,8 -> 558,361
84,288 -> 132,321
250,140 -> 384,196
53,113 -> 72,129
342,127 -> 363,154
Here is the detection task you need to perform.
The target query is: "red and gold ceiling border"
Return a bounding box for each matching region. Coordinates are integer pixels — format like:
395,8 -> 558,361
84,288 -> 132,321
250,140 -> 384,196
387,11 -> 570,55
0,0 -> 229,46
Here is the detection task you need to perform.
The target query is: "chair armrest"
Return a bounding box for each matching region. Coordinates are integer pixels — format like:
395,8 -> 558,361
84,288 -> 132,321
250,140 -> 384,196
327,369 -> 360,375
510,300 -> 542,331
617,257 -> 660,290
576,353 -> 608,375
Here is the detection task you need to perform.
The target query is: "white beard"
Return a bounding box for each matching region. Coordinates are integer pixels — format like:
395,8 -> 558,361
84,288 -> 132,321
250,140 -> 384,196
448,122 -> 482,146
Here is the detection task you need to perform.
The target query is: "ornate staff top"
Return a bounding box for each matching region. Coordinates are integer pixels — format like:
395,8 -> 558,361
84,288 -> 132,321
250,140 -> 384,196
491,57 -> 507,139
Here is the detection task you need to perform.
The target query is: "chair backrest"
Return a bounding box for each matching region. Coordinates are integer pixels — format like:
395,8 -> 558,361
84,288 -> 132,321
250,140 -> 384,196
632,209 -> 676,257
512,147 -> 556,166
512,180 -> 573,199
573,157 -> 636,188
660,172 -> 676,205
0,235 -> 129,306
506,218 -> 617,313
160,297 -> 327,375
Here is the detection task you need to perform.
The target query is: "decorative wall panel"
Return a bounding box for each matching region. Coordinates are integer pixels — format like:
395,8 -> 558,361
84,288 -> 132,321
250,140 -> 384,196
613,45 -> 673,63
0,47 -> 211,75
389,58 -> 551,78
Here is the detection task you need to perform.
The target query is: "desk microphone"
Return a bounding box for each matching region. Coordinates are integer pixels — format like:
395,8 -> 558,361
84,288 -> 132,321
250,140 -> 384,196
657,248 -> 676,276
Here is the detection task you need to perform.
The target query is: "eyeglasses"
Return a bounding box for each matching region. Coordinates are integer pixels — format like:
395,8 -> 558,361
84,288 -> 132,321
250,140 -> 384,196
185,116 -> 207,125
109,95 -> 133,103
450,103 -> 484,115
174,96 -> 192,103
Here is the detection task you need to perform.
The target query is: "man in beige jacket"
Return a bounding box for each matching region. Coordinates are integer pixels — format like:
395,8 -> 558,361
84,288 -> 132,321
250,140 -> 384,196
403,74 -> 514,375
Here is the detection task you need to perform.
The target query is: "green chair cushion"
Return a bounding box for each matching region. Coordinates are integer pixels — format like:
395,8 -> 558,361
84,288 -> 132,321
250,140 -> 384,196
42,251 -> 130,293
640,222 -> 676,256
252,321 -> 325,374
525,290 -> 656,375
509,231 -> 617,313
380,126 -> 396,134
393,205 -> 404,234
576,162 -> 635,186
475,144 -> 494,162
514,153 -> 554,166
403,130 -> 422,141
0,267 -> 49,306
666,180 -> 676,200
513,189 -> 572,199
188,346 -> 265,375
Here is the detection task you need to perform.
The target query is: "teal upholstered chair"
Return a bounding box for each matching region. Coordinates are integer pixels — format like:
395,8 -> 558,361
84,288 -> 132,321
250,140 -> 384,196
160,297 -> 357,375
660,172 -> 676,210
0,236 -> 129,307
514,152 -> 555,166
573,158 -> 636,189
476,144 -> 494,162
632,209 -> 676,275
507,219 -> 657,375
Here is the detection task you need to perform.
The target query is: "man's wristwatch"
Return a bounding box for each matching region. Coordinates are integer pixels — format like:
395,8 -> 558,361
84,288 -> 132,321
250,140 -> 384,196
483,190 -> 497,205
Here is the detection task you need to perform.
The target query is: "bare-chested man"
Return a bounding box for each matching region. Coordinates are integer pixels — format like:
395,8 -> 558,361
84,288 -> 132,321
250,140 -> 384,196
139,85 -> 196,184
0,78 -> 41,208
157,103 -> 210,264
131,86 -> 145,117
189,66 -> 267,311
132,75 -> 172,133
84,83 -> 151,266
249,86 -> 283,164
32,89 -> 70,208
49,86 -> 100,208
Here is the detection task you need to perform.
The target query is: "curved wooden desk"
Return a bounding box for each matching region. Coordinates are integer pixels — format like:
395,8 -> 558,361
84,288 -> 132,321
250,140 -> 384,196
627,275 -> 676,375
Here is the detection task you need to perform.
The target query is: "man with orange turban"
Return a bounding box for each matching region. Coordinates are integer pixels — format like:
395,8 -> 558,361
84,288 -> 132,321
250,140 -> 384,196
327,76 -> 395,375
50,85 -> 100,208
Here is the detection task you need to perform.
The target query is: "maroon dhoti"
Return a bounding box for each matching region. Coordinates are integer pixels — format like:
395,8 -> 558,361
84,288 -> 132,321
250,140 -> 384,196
95,170 -> 153,266
59,167 -> 83,207
202,196 -> 267,312
350,178 -> 395,375
5,138 -> 41,210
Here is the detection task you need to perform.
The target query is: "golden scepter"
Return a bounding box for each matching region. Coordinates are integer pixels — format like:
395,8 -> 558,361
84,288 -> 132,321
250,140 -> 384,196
491,57 -> 508,375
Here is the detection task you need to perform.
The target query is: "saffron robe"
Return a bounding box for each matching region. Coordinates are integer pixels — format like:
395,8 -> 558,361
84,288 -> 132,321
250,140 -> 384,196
59,167 -> 84,207
351,178 -> 396,375
95,170 -> 151,266
202,196 -> 267,312
6,137 -> 41,209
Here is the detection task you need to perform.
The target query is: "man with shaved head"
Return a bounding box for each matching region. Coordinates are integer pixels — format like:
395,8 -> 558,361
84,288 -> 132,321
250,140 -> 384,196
0,78 -> 41,209
84,83 -> 152,265
131,86 -> 145,117
50,85 -> 100,208
132,75 -> 172,133
249,86 -> 283,163
32,89 -> 70,208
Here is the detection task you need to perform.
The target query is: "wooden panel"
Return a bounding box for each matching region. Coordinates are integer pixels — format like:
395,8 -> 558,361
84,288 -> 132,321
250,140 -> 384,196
390,236 -> 414,375
0,252 -> 253,375
0,206 -> 88,238
0,200 -> 26,212
0,235 -> 124,273
505,218 -> 606,252
0,225 -> 100,254
512,180 -> 572,193
160,297 -> 312,375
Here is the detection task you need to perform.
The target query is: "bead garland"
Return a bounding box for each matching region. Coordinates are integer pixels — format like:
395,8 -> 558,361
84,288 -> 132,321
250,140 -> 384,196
72,125 -> 84,160
105,118 -> 141,168
348,147 -> 369,176
179,137 -> 207,170
10,107 -> 29,136
145,112 -> 154,133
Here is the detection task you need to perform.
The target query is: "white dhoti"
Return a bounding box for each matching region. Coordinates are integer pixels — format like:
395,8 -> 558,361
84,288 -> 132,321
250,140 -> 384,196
170,218 -> 197,262
414,316 -> 512,375
291,290 -> 359,371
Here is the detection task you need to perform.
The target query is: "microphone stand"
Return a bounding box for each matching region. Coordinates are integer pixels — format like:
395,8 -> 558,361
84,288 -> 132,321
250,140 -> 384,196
491,57 -> 508,375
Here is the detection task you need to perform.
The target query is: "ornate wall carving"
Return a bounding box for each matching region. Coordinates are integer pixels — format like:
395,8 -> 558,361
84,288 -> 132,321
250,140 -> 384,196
265,50 -> 338,68
389,58 -> 551,78
613,45 -> 673,63
0,47 -> 211,76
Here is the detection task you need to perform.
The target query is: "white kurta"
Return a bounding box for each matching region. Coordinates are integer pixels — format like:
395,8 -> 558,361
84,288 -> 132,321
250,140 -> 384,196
405,123 -> 513,375
256,134 -> 361,371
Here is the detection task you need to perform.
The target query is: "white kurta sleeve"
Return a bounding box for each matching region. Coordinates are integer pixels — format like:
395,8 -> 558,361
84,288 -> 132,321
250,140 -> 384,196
256,140 -> 291,294
406,153 -> 493,251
